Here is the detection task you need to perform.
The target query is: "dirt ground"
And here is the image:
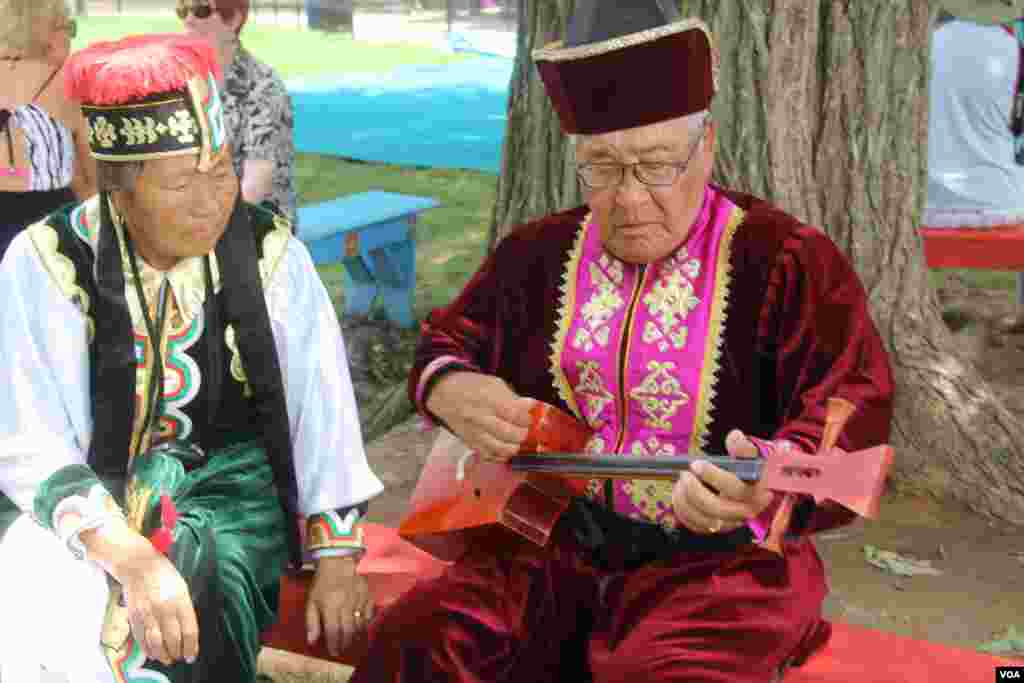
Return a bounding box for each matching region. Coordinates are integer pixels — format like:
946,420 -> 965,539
259,282 -> 1024,680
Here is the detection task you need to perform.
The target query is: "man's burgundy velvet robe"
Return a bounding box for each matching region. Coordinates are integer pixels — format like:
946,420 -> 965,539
352,186 -> 894,683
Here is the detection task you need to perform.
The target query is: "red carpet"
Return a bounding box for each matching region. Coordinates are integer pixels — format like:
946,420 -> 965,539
262,523 -> 1023,678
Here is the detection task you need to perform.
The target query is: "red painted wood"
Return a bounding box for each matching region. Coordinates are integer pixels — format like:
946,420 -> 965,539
920,225 -> 1024,270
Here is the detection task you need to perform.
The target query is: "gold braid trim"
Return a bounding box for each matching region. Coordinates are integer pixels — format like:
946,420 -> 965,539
548,213 -> 590,421
688,206 -> 745,455
27,220 -> 96,343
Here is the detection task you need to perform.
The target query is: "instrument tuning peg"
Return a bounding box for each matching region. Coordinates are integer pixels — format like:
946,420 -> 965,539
817,397 -> 857,455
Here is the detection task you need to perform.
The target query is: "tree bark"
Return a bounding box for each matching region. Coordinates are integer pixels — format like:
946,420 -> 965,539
488,0 -> 581,248
490,0 -> 1024,524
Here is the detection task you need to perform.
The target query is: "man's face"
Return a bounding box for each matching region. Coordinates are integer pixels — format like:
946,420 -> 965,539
179,0 -> 241,47
575,115 -> 716,264
116,152 -> 237,270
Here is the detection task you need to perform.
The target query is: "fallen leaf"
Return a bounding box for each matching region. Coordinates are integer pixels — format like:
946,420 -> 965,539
978,625 -> 1024,655
863,545 -> 943,577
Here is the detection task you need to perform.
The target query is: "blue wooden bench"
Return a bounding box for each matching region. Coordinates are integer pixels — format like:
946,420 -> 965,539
297,191 -> 440,328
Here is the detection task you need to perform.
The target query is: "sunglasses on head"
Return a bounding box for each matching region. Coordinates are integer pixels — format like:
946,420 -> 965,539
176,3 -> 217,20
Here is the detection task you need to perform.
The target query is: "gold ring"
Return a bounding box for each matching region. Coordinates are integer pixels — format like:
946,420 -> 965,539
353,610 -> 363,619
708,520 -> 722,534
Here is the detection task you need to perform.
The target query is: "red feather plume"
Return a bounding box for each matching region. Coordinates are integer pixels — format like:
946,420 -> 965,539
147,493 -> 179,557
65,33 -> 223,105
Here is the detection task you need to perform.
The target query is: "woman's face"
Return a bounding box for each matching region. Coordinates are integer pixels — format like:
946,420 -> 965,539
46,13 -> 75,65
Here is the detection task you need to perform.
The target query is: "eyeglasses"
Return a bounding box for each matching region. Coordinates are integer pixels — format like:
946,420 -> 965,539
57,18 -> 77,38
176,3 -> 217,20
576,121 -> 709,190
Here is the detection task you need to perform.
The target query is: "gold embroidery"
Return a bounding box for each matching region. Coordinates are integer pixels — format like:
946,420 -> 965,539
628,360 -> 689,430
573,360 -> 614,429
27,221 -> 96,342
688,207 -> 745,454
625,435 -> 678,529
533,17 -> 712,63
260,217 -> 292,284
119,116 -> 166,146
224,324 -> 253,397
90,116 -> 117,149
629,434 -> 677,457
122,483 -> 154,537
549,215 -> 589,421
167,109 -> 198,144
641,248 -> 701,352
583,435 -> 607,500
573,254 -> 626,352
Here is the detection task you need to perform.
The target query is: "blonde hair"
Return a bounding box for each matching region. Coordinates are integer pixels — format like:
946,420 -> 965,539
0,0 -> 69,59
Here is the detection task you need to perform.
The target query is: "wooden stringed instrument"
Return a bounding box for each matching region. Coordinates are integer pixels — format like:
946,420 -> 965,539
398,397 -> 894,562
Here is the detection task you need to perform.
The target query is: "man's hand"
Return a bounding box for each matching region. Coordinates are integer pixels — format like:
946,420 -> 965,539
305,555 -> 373,657
426,371 -> 534,461
671,429 -> 774,534
82,520 -> 199,666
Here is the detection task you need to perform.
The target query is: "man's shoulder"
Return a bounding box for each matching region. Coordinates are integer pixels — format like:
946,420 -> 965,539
498,205 -> 588,253
721,186 -> 842,263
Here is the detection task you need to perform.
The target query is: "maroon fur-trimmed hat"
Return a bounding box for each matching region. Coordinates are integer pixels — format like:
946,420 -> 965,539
533,0 -> 717,135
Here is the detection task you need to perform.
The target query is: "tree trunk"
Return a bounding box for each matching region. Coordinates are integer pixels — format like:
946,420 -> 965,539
490,0 -> 1024,524
488,0 -> 582,248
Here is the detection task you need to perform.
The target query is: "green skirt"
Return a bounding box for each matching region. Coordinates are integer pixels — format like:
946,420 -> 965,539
117,440 -> 290,683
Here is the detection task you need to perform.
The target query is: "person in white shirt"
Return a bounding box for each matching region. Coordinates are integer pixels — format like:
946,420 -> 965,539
0,33 -> 383,682
927,3 -> 1024,330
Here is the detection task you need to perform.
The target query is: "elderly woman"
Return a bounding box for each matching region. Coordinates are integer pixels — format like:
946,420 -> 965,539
178,0 -> 298,227
0,0 -> 95,258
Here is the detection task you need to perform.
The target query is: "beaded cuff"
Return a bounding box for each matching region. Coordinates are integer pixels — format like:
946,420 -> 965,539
306,506 -> 366,555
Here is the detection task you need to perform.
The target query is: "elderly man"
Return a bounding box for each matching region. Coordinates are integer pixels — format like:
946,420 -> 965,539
351,2 -> 894,683
0,34 -> 382,682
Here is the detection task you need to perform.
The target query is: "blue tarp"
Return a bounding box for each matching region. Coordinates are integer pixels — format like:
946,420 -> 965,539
287,55 -> 514,174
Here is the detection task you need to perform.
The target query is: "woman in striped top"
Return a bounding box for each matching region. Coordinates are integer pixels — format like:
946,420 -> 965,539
0,0 -> 96,258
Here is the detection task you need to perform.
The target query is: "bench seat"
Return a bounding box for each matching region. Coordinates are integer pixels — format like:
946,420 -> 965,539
296,191 -> 440,327
920,225 -> 1024,270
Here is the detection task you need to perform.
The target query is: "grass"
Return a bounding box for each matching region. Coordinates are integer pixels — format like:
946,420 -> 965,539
72,16 -> 470,79
930,268 -> 1016,293
295,154 -> 496,320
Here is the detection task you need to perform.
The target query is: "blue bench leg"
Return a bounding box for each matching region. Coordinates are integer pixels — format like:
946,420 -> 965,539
342,270 -> 379,318
372,240 -> 415,328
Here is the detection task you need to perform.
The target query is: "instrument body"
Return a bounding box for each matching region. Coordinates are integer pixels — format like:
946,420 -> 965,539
398,401 -> 894,562
397,403 -> 592,561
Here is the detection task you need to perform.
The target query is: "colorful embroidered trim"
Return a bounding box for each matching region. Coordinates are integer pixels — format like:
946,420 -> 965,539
305,508 -> 365,553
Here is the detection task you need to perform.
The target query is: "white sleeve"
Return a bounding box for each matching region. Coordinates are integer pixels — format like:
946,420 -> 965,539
0,231 -> 94,514
265,237 -> 384,517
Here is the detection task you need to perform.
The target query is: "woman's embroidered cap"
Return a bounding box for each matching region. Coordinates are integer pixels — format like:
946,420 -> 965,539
65,33 -> 228,171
